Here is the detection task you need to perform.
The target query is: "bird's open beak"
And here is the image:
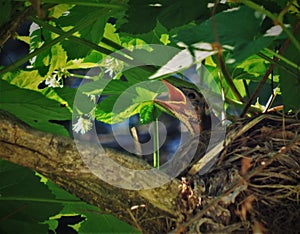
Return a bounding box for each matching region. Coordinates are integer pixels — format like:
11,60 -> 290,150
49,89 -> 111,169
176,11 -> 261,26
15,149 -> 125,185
154,80 -> 201,136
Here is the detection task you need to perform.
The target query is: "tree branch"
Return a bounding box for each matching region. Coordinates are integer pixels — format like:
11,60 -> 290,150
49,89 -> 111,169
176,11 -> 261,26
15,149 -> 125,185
0,111 -> 180,233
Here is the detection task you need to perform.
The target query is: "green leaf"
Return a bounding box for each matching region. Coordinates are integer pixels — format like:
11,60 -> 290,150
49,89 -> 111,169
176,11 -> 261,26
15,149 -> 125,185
251,0 -> 291,12
157,0 -> 214,30
48,43 -> 68,74
150,43 -> 218,79
73,91 -> 95,114
94,71 -> 166,124
279,27 -> 300,111
79,212 -> 140,234
3,44 -> 67,87
101,23 -> 122,49
45,180 -> 139,234
54,6 -> 109,59
78,67 -> 153,97
48,4 -> 73,19
175,6 -> 285,64
0,80 -> 71,136
1,69 -> 75,114
0,0 -> 12,28
0,159 -> 63,234
135,86 -> 159,102
129,21 -> 170,44
120,0 -> 163,34
83,51 -> 103,63
54,87 -> 77,110
120,0 -> 221,34
95,92 -> 139,124
47,219 -> 59,233
29,22 -> 53,76
140,103 -> 160,124
233,54 -> 270,81
129,44 -> 180,66
1,70 -> 44,90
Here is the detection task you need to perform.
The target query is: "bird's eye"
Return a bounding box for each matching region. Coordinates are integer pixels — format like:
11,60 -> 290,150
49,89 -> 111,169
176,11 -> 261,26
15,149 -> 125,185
187,92 -> 196,99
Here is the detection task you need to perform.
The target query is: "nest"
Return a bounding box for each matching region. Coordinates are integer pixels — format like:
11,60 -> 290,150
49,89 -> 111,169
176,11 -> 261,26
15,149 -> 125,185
176,112 -> 300,233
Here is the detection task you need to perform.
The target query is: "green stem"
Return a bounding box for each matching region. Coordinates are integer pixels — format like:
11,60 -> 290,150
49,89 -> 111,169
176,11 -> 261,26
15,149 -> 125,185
101,37 -> 131,55
257,52 -> 299,78
69,73 -> 95,79
263,48 -> 298,70
0,197 -> 85,204
280,25 -> 300,53
239,0 -> 276,21
70,36 -> 133,64
13,0 -> 126,9
0,11 -> 101,75
217,54 -> 244,103
31,17 -> 134,64
239,0 -> 300,53
153,107 -> 160,168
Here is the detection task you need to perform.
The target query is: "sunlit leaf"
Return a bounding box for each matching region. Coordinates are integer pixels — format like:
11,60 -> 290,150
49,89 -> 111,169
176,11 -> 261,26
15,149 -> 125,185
94,73 -> 166,124
0,80 -> 71,136
48,4 -> 73,19
233,55 -> 270,80
1,69 -> 74,112
29,22 -> 52,75
140,103 -> 155,124
65,58 -> 99,69
1,70 -> 44,89
48,44 -> 68,74
150,43 -> 218,79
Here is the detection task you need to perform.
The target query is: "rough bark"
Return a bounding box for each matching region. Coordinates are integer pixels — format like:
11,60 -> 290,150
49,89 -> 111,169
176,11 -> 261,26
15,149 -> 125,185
0,111 -> 180,233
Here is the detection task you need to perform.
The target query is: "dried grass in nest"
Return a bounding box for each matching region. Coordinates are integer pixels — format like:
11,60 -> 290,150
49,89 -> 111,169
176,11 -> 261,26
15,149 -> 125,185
177,112 -> 300,233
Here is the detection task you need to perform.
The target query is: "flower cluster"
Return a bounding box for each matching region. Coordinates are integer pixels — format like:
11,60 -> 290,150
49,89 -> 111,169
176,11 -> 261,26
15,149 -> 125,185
72,115 -> 93,135
103,56 -> 123,77
45,68 -> 70,88
45,75 -> 63,88
72,107 -> 96,135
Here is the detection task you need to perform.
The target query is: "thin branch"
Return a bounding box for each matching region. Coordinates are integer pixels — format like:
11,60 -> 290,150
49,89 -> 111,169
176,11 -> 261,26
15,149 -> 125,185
211,1 -> 244,103
241,64 -> 275,117
217,53 -> 245,103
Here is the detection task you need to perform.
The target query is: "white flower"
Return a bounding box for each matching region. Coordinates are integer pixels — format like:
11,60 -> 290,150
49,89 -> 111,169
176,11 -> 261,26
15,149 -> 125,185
87,94 -> 97,104
72,116 -> 93,134
103,57 -> 123,77
45,75 -> 63,88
